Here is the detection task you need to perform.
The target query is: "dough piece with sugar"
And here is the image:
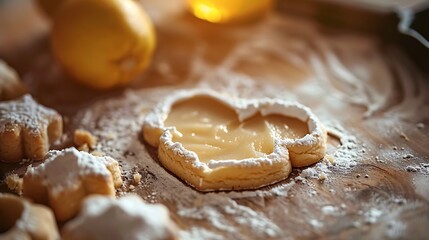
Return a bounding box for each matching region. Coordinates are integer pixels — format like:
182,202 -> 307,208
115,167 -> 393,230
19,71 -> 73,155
0,60 -> 26,101
22,147 -> 123,221
0,95 -> 63,163
62,194 -> 178,240
0,193 -> 59,240
143,89 -> 327,191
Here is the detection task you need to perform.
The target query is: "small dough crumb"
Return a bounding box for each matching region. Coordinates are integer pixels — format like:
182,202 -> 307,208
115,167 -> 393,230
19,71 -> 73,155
325,155 -> 335,165
77,143 -> 90,152
318,172 -> 327,181
6,174 -> 23,194
133,172 -> 142,186
74,129 -> 97,149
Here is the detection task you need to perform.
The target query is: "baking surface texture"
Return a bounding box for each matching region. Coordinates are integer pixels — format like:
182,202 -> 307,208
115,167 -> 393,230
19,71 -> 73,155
1,0 -> 429,239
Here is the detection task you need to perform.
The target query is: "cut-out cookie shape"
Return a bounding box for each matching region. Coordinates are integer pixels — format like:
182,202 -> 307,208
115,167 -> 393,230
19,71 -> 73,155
62,194 -> 178,240
0,95 -> 63,163
143,90 -> 327,191
0,60 -> 26,101
22,147 -> 123,221
0,193 -> 59,240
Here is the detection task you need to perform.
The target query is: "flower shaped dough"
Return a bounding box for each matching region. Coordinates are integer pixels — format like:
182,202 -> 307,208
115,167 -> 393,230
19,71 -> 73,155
0,95 -> 63,163
62,194 -> 178,240
0,193 -> 59,240
23,147 -> 123,221
143,90 -> 327,191
0,60 -> 26,101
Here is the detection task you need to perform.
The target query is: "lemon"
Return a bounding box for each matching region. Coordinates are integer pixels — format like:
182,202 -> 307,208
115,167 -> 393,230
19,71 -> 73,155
187,0 -> 273,23
51,0 -> 156,90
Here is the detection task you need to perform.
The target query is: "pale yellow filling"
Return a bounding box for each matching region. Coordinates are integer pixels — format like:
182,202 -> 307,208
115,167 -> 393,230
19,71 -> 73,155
165,97 -> 308,163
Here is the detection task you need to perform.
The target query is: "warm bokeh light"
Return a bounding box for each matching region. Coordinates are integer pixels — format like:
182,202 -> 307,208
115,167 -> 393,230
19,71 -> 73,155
187,0 -> 273,23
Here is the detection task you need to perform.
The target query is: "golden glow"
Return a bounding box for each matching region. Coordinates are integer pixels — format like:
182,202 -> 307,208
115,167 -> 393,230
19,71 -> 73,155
187,0 -> 273,23
192,3 -> 224,23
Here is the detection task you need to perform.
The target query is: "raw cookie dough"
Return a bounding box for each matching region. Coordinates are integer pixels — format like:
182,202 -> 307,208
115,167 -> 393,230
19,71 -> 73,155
22,147 -> 123,221
143,90 -> 327,191
0,193 -> 59,240
0,95 -> 63,163
62,194 -> 178,240
0,60 -> 26,101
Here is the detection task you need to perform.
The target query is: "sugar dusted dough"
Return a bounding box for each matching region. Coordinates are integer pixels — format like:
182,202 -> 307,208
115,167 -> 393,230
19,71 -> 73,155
143,90 -> 327,191
62,194 -> 178,240
0,193 -> 59,240
23,147 -> 123,221
0,95 -> 63,163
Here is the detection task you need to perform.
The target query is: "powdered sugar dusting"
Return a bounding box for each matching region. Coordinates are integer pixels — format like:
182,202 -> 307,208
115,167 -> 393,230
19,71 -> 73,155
26,147 -> 118,195
62,194 -> 177,240
0,94 -> 59,133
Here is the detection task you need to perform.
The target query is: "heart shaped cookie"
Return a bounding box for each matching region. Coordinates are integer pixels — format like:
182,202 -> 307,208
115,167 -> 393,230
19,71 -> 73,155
143,90 -> 327,191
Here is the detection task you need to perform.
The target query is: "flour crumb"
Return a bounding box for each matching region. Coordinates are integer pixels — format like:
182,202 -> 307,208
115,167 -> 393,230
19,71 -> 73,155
403,154 -> 414,159
300,168 -> 318,179
406,163 -> 429,174
393,198 -> 406,205
321,205 -> 338,215
133,172 -> 142,186
294,176 -> 306,182
416,123 -> 425,129
308,189 -> 317,196
364,208 -> 383,224
399,133 -> 409,141
309,219 -> 323,228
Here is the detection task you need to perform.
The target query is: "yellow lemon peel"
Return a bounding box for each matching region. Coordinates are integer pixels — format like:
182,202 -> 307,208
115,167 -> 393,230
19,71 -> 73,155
52,0 -> 156,90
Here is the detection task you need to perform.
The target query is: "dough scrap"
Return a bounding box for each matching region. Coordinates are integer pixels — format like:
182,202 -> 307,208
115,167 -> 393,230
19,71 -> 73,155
74,129 -> 97,150
0,95 -> 63,163
0,60 -> 26,101
62,194 -> 178,240
143,90 -> 327,191
5,174 -> 23,195
0,193 -> 59,240
22,147 -> 123,221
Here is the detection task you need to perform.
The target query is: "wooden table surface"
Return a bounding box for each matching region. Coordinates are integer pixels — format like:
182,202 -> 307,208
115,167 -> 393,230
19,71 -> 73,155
1,0 -> 429,239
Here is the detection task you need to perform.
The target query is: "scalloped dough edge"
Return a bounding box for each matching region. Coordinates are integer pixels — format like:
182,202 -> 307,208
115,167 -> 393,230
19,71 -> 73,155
142,89 -> 327,191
